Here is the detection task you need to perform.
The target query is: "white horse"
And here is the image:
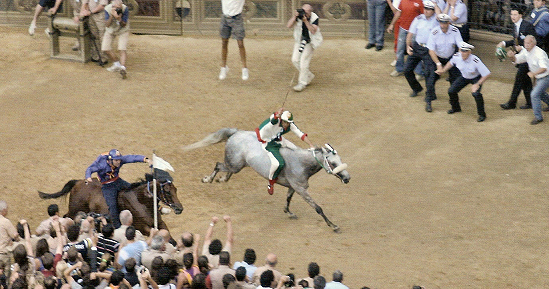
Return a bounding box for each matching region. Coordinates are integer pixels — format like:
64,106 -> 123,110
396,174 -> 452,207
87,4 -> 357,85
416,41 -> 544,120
183,128 -> 350,232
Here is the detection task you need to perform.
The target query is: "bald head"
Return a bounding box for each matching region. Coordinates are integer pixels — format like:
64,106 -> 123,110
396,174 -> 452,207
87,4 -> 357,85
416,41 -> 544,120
302,4 -> 312,13
181,232 -> 194,247
0,200 -> 7,216
265,253 -> 278,267
158,229 -> 170,243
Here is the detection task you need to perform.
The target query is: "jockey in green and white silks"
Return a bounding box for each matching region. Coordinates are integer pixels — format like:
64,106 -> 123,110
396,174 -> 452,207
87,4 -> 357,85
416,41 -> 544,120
255,108 -> 315,195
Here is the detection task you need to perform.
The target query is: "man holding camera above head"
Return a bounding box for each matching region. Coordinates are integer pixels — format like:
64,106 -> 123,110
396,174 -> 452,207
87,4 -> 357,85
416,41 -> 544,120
102,0 -> 131,79
287,4 -> 322,92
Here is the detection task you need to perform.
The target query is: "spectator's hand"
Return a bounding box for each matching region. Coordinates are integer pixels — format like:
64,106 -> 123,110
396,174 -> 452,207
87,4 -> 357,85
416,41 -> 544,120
211,216 -> 219,224
150,227 -> 159,236
52,220 -> 61,231
80,10 -> 91,17
528,71 -> 535,79
386,24 -> 394,34
48,7 -> 57,14
223,215 -> 231,222
19,219 -> 27,225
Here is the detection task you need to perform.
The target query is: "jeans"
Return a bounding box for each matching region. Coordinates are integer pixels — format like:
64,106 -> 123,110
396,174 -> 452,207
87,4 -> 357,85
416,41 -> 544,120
530,75 -> 549,120
396,27 -> 424,74
367,0 -> 387,47
102,178 -> 131,228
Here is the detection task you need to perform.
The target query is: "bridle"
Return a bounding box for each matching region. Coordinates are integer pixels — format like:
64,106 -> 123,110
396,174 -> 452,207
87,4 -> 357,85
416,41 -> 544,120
311,144 -> 348,178
147,180 -> 175,208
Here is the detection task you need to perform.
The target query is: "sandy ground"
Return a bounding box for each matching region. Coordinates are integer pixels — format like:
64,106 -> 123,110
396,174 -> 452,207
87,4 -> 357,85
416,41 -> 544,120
1,25 -> 549,289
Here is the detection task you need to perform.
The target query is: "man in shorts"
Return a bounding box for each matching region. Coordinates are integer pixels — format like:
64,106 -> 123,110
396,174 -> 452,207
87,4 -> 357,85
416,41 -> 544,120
218,0 -> 248,81
28,0 -> 63,36
102,0 -> 130,79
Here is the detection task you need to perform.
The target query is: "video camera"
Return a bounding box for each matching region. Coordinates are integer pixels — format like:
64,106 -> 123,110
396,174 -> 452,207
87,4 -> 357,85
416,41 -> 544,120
87,212 -> 111,232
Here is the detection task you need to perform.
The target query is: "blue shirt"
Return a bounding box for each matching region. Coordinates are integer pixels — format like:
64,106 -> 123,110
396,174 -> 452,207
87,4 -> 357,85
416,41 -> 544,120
408,14 -> 438,44
118,240 -> 148,272
427,25 -> 463,58
450,53 -> 491,79
531,6 -> 549,37
85,153 -> 146,183
233,261 -> 257,279
450,1 -> 467,24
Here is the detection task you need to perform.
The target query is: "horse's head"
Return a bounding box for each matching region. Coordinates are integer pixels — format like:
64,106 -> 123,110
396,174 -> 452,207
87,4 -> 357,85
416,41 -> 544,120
318,144 -> 350,184
148,169 -> 184,214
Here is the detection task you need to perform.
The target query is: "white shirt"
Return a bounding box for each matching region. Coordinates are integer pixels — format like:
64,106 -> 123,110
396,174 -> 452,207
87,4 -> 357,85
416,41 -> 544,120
427,25 -> 463,58
450,53 -> 491,79
325,281 -> 349,289
221,0 -> 245,16
392,0 -> 402,11
450,0 -> 467,24
408,14 -> 438,44
514,45 -> 549,78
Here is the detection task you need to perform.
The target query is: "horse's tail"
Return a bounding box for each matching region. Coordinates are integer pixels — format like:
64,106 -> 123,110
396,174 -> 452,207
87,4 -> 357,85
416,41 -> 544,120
181,128 -> 238,151
38,179 -> 79,199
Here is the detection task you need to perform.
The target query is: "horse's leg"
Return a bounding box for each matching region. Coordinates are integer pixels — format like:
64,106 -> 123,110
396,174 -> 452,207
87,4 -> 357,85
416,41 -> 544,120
283,188 -> 298,219
202,162 -> 224,183
298,189 -> 340,233
216,172 -> 233,183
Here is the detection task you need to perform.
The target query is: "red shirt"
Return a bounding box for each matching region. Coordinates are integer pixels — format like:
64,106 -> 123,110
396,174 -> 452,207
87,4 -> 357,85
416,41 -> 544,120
398,0 -> 423,30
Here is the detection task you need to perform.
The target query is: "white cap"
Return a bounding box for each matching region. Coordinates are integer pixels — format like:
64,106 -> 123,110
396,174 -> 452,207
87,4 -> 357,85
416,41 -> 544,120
423,0 -> 435,10
437,13 -> 451,22
459,41 -> 475,51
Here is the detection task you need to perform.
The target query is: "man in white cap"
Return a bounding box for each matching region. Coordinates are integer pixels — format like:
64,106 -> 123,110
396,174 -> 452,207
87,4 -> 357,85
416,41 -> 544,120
255,108 -> 314,195
403,1 -> 438,108
507,35 -> 549,125
425,13 -> 462,112
435,41 -> 491,122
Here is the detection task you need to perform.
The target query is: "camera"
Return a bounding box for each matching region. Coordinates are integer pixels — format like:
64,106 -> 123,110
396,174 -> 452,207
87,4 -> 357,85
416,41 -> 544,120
298,39 -> 307,53
87,212 -> 110,232
296,8 -> 305,19
115,7 -> 123,15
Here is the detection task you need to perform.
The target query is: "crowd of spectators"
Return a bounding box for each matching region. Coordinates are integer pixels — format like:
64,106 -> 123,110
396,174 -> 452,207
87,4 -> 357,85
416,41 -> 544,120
0,201 -> 386,289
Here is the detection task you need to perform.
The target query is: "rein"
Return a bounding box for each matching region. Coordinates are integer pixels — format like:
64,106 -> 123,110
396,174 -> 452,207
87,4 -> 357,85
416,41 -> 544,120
312,149 -> 334,174
147,180 -> 173,205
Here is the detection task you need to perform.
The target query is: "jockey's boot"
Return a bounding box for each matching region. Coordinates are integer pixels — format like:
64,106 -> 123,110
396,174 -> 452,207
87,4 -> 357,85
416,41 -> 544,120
267,179 -> 277,195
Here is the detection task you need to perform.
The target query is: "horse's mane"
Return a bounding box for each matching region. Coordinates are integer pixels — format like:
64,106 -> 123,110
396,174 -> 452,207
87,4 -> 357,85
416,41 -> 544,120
127,170 -> 173,190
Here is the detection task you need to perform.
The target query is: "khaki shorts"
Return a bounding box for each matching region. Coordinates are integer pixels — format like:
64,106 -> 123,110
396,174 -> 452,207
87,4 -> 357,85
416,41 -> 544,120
102,30 -> 129,51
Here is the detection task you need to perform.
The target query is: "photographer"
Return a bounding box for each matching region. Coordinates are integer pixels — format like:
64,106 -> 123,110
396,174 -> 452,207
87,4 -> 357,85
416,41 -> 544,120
286,4 -> 322,92
102,0 -> 131,79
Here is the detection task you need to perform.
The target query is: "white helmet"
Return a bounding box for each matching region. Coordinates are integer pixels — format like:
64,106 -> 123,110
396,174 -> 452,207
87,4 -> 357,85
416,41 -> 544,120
280,111 -> 294,123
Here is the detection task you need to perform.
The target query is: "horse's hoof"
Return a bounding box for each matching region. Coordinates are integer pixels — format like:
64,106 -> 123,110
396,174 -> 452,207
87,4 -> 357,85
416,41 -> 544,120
289,214 -> 298,219
333,226 -> 341,233
216,177 -> 226,183
202,177 -> 211,183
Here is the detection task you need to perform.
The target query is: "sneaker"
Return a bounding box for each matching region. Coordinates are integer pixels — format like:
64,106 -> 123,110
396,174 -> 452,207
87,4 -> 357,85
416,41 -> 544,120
242,68 -> 249,80
28,21 -> 36,36
390,60 -> 397,67
120,66 -> 127,79
306,73 -> 315,85
390,70 -> 403,77
219,66 -> 229,80
293,83 -> 306,92
267,184 -> 274,195
107,62 -> 121,72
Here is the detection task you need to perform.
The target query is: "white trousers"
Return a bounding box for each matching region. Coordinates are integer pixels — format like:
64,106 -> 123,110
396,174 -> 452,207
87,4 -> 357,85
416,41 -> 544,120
291,42 -> 314,85
262,137 -> 298,180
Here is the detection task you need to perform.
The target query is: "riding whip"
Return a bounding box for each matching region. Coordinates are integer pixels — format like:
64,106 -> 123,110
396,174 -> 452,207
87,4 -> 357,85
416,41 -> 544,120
282,71 -> 297,107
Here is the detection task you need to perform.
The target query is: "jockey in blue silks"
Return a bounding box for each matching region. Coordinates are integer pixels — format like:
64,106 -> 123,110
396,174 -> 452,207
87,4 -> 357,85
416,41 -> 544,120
85,149 -> 151,228
255,108 -> 315,195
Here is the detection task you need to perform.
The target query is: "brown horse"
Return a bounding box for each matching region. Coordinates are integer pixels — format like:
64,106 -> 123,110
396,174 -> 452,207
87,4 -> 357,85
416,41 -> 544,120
38,170 -> 183,235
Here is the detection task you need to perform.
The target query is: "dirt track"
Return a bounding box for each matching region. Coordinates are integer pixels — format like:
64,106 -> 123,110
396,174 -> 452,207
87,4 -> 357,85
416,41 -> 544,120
1,25 -> 549,288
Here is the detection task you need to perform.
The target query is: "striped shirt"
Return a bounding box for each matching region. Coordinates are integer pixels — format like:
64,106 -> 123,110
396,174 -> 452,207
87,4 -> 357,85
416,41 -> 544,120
97,235 -> 120,264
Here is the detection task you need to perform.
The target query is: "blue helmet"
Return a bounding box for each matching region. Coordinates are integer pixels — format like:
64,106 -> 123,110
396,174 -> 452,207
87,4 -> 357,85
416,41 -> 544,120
108,149 -> 123,160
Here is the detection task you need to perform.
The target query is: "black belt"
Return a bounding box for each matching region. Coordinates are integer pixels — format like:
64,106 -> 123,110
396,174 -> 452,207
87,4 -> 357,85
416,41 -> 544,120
223,13 -> 241,18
